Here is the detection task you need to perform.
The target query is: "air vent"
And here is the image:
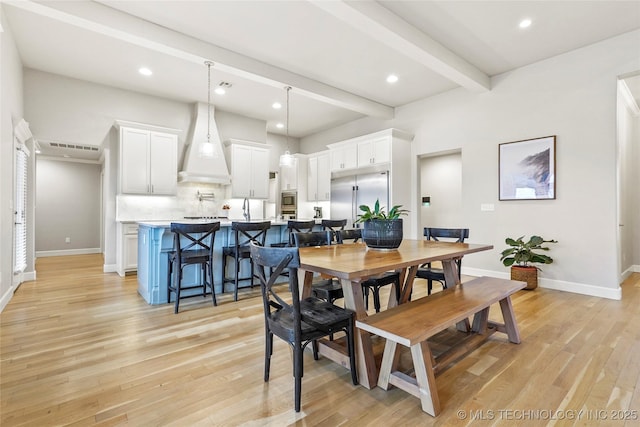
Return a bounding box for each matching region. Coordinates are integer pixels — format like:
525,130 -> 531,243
48,142 -> 99,151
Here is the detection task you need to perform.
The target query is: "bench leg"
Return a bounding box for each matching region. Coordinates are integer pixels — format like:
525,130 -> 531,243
412,341 -> 440,416
499,296 -> 521,344
377,340 -> 400,390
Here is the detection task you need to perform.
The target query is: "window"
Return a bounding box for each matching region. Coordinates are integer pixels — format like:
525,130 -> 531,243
14,144 -> 28,273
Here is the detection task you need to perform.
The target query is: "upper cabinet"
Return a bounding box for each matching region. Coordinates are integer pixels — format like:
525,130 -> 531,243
307,152 -> 331,201
117,122 -> 180,195
225,140 -> 270,199
357,136 -> 390,167
329,144 -> 358,172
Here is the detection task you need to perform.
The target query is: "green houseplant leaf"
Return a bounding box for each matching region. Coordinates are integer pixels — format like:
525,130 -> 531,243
356,199 -> 408,223
499,235 -> 557,270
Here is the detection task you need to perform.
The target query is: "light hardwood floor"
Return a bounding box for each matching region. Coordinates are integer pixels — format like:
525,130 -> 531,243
1,254 -> 639,426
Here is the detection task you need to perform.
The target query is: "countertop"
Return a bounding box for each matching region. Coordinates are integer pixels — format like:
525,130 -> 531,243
136,218 -> 325,228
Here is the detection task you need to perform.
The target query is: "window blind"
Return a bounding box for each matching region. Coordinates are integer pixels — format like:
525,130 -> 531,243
14,146 -> 27,273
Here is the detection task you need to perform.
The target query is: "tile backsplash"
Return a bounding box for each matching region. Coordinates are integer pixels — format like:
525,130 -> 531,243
116,182 -> 264,221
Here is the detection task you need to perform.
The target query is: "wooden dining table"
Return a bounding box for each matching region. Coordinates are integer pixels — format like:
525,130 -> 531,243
297,239 -> 493,389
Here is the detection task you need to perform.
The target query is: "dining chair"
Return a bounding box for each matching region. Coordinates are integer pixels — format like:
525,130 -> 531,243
321,219 -> 347,243
417,227 -> 470,294
222,221 -> 271,301
292,231 -> 344,304
250,242 -> 358,412
167,222 -> 220,313
336,229 -> 401,313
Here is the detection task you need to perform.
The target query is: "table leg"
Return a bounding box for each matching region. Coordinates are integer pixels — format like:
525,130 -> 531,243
441,258 -> 461,287
341,278 -> 378,389
387,267 -> 407,308
398,266 -> 418,304
297,268 -> 314,299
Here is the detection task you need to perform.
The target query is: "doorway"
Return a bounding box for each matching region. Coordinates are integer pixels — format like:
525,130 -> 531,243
419,150 -> 462,232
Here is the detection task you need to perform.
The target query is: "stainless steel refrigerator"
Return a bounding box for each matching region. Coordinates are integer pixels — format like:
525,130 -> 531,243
330,171 -> 390,228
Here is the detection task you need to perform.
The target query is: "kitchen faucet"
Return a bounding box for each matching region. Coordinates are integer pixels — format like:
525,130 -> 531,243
242,198 -> 251,221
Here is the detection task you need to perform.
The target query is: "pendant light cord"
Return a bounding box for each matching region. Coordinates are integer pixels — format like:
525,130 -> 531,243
205,61 -> 213,144
285,86 -> 291,152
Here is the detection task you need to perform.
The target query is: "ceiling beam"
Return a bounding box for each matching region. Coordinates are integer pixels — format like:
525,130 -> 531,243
311,0 -> 491,93
7,0 -> 394,119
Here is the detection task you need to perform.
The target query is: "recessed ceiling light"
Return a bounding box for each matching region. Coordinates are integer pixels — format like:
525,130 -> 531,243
386,74 -> 399,84
276,123 -> 284,129
138,67 -> 152,76
272,102 -> 282,109
214,87 -> 226,95
519,19 -> 532,29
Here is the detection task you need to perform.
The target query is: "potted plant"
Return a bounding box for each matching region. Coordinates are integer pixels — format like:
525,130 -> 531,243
500,235 -> 557,290
356,199 -> 408,250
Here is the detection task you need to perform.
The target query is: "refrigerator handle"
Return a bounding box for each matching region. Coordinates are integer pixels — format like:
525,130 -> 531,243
352,185 -> 358,227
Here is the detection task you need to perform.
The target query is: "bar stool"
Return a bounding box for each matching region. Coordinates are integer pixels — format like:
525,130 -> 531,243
222,221 -> 271,301
272,220 -> 316,247
167,222 -> 220,313
337,229 -> 401,312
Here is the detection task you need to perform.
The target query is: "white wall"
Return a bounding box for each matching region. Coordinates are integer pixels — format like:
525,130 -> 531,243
35,159 -> 101,255
0,8 -> 26,311
419,152 -> 462,230
301,30 -> 640,299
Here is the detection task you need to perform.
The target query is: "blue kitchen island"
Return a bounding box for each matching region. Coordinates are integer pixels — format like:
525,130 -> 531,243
136,220 -> 307,304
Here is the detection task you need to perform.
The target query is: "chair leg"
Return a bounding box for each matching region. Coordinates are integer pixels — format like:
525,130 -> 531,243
221,254 -> 227,294
294,342 -> 303,412
312,340 -> 319,360
234,257 -> 240,302
346,319 -> 358,385
174,266 -> 182,314
209,262 -> 217,307
427,279 -> 433,295
363,286 -> 369,310
167,255 -> 173,303
250,259 -> 255,288
264,330 -> 273,382
373,286 -> 382,313
201,264 -> 207,298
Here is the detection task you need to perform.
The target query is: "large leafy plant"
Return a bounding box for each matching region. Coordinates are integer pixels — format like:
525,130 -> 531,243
356,199 -> 408,223
500,235 -> 557,269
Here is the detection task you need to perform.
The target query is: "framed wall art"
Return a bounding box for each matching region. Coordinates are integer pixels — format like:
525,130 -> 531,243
499,135 -> 556,200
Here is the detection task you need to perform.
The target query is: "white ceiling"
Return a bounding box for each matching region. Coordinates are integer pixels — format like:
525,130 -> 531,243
3,0 -> 640,161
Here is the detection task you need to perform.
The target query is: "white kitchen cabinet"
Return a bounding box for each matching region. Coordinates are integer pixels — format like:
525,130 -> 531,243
307,152 -> 331,201
357,136 -> 390,167
330,144 -> 357,172
117,222 -> 139,276
280,157 -> 298,191
118,123 -> 179,195
226,141 -> 270,198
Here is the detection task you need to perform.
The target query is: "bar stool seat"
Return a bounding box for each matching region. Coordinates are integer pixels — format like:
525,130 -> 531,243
167,222 -> 220,313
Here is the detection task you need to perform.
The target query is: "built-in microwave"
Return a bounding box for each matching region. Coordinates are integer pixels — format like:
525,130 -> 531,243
281,191 -> 297,217
281,191 -> 297,207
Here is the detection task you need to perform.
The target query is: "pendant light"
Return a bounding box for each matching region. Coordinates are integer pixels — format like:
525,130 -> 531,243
279,86 -> 294,167
198,60 -> 215,159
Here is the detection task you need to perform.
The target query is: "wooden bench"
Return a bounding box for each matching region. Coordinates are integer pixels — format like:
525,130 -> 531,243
356,276 -> 526,416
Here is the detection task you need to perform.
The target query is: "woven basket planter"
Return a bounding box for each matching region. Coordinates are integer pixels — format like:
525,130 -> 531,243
510,266 -> 538,290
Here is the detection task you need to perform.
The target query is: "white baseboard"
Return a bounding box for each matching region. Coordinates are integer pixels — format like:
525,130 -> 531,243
462,267 -> 622,300
0,285 -> 16,313
103,264 -> 118,273
36,248 -> 101,258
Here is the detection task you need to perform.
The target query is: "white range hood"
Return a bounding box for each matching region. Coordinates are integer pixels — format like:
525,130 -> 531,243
178,103 -> 231,184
